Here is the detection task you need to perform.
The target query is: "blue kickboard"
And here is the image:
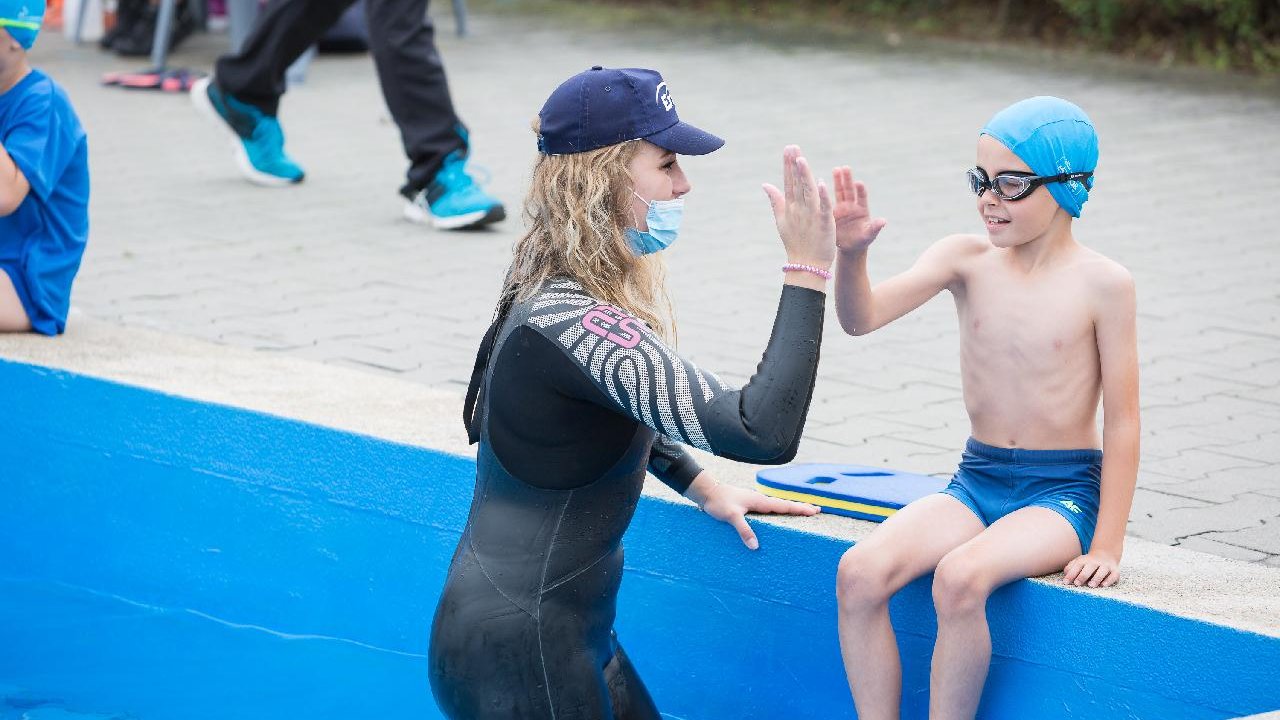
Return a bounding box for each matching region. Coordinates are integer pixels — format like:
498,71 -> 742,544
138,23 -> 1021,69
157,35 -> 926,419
756,463 -> 949,522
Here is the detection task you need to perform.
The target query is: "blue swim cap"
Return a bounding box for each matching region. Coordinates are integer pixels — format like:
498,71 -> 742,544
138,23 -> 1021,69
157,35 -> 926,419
981,96 -> 1098,218
0,0 -> 44,50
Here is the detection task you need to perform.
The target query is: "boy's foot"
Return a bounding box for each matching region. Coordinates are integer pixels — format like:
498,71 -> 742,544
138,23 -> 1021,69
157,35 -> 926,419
190,76 -> 305,187
402,151 -> 505,230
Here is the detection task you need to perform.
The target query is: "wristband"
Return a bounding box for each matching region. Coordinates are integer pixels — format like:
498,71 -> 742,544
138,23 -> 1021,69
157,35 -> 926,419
782,263 -> 832,280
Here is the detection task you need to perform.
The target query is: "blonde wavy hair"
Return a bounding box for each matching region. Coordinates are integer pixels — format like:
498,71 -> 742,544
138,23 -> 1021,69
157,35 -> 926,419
498,119 -> 675,341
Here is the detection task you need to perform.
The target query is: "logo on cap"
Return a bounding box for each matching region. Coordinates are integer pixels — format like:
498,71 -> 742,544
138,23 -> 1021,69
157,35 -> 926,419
655,82 -> 673,112
1056,157 -> 1086,194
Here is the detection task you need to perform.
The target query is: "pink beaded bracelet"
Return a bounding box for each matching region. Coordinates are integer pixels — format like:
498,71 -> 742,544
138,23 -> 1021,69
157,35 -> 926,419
782,263 -> 832,280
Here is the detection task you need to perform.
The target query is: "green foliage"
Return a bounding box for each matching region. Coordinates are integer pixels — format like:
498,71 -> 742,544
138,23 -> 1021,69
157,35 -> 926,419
605,0 -> 1279,73
1051,0 -> 1278,71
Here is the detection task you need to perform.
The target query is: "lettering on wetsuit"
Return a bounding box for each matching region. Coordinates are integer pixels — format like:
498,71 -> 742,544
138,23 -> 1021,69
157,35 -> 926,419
582,305 -> 643,349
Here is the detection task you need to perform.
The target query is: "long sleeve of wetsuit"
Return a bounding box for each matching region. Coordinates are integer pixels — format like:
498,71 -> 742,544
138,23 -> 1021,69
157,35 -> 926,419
523,283 -> 826,466
648,435 -> 705,494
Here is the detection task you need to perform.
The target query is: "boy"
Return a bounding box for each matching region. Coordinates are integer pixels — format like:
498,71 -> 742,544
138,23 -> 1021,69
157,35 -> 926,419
831,97 -> 1139,719
0,0 -> 89,335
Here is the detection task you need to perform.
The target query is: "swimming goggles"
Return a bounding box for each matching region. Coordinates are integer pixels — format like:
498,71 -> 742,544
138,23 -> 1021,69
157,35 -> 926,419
966,167 -> 1092,201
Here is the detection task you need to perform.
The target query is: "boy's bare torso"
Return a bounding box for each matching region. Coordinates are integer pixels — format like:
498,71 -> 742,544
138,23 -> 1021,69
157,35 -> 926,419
948,235 -> 1120,450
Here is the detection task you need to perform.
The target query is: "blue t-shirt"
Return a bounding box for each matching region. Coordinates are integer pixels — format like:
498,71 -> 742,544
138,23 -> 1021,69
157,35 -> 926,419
0,68 -> 89,336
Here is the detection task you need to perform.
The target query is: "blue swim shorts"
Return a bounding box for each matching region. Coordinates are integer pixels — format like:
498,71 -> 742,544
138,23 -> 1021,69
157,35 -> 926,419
940,437 -> 1102,553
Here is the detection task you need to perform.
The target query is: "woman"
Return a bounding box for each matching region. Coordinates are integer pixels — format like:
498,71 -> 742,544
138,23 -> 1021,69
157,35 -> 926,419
429,66 -> 837,719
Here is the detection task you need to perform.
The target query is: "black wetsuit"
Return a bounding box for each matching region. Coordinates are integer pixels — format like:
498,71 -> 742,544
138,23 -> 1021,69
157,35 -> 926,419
429,278 -> 825,719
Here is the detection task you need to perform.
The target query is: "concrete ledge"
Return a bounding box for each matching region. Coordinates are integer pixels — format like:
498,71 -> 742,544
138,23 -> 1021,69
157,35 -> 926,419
1,316 -> 1278,643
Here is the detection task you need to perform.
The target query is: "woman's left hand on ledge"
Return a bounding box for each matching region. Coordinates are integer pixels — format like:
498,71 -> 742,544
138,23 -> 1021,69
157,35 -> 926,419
687,471 -> 820,550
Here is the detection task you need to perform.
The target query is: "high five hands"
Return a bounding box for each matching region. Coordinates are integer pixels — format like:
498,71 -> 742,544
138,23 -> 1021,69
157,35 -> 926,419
763,149 -> 888,265
763,145 -> 837,271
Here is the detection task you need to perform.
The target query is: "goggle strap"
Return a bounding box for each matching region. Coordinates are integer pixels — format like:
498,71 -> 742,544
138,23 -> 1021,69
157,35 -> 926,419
0,18 -> 42,31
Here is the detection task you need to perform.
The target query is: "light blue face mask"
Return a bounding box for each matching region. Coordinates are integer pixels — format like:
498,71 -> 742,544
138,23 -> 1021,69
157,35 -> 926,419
625,190 -> 683,255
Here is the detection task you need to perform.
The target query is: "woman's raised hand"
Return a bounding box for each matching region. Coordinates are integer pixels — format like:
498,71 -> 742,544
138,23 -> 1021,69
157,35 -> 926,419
763,145 -> 837,270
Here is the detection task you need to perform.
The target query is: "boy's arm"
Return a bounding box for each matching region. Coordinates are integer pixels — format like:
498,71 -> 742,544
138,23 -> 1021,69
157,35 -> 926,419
835,236 -> 973,336
1067,265 -> 1140,587
830,167 -> 972,336
0,142 -> 32,216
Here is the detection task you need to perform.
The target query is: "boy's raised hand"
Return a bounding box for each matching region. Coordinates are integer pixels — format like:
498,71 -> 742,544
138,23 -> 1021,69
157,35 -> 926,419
833,166 -> 888,254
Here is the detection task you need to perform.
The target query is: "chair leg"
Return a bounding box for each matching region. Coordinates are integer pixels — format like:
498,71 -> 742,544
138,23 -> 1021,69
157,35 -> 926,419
74,0 -> 90,43
194,0 -> 208,30
452,0 -> 467,37
226,0 -> 258,53
149,0 -> 178,70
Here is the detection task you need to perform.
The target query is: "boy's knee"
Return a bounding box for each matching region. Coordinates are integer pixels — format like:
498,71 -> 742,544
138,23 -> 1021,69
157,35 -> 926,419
932,551 -> 990,618
836,546 -> 896,608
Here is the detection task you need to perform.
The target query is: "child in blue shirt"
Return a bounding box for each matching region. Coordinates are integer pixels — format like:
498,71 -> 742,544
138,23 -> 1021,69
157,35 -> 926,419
1,0 -> 89,335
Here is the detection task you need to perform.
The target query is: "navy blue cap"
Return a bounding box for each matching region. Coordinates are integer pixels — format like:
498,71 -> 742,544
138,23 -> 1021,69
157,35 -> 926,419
537,66 -> 725,156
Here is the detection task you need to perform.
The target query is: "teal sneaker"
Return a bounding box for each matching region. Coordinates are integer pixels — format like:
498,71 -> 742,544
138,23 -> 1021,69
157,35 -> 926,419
190,76 -> 305,187
403,150 -> 506,230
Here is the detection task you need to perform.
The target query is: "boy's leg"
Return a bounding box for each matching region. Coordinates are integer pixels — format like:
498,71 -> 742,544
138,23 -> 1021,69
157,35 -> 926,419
837,494 -> 984,720
0,271 -> 31,332
928,506 -> 1081,720
214,0 -> 356,115
363,0 -> 465,194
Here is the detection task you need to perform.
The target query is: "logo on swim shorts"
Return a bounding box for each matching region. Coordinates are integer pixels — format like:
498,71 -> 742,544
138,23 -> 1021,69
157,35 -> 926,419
582,305 -> 644,349
1060,499 -> 1082,514
655,82 -> 674,112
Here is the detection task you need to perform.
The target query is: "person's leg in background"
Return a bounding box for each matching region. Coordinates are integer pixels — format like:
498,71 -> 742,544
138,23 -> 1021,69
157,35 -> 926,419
366,0 -> 505,230
192,0 -> 355,185
214,0 -> 353,115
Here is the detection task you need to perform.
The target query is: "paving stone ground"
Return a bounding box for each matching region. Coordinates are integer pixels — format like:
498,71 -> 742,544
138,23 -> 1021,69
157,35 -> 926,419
22,5 -> 1280,564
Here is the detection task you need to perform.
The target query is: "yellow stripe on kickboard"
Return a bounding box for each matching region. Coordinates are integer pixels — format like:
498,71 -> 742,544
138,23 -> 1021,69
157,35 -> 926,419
757,484 -> 896,518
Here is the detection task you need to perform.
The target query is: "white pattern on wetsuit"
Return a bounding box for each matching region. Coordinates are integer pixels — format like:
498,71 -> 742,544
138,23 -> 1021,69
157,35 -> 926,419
635,340 -> 684,443
603,347 -> 654,429
572,331 -> 599,367
692,367 -> 715,403
529,295 -> 594,327
527,288 -> 724,452
558,322 -> 587,351
650,338 -> 707,448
